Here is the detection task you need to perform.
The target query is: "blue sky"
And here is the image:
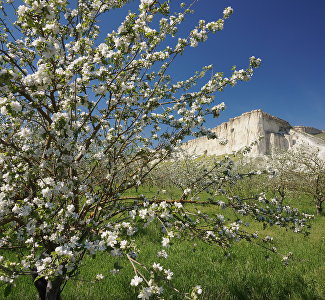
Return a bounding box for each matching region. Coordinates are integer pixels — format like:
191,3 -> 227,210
169,0 -> 325,129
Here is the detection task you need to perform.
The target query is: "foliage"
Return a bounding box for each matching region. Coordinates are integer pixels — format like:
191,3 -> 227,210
147,152 -> 236,200
0,0 -> 312,299
219,157 -> 268,200
268,147 -> 325,215
1,191 -> 323,299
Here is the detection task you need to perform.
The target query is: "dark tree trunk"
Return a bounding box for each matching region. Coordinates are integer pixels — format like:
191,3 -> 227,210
316,200 -> 323,215
277,186 -> 285,205
33,275 -> 63,300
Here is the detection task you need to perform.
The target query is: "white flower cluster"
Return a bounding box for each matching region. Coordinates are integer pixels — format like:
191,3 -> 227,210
223,7 -> 234,19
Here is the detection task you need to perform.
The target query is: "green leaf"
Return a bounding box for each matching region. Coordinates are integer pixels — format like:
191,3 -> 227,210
4,284 -> 12,298
114,262 -> 123,270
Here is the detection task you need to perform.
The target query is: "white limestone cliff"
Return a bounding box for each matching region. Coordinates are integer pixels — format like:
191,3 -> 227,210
182,109 -> 325,159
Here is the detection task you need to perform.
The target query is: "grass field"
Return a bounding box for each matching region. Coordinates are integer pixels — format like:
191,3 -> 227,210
315,133 -> 325,141
1,187 -> 325,299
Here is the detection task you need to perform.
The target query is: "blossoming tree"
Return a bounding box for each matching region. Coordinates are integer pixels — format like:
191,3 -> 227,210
0,0 -> 312,299
268,147 -> 325,215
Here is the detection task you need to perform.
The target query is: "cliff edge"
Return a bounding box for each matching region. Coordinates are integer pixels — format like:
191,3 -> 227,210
182,109 -> 325,159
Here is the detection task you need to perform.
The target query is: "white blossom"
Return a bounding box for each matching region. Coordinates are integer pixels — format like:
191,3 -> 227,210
161,237 -> 170,247
131,275 -> 143,286
96,274 -> 105,280
223,7 -> 234,19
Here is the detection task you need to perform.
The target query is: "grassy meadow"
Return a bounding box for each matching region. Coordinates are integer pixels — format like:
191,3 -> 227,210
1,185 -> 325,300
315,133 -> 325,141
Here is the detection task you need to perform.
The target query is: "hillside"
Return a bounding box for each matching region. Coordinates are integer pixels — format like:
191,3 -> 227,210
315,133 -> 325,141
182,110 -> 325,159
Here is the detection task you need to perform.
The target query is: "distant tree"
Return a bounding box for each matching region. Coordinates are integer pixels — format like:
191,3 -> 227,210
270,147 -> 325,215
265,151 -> 300,205
0,1 -> 311,299
220,157 -> 264,199
149,152 -> 236,200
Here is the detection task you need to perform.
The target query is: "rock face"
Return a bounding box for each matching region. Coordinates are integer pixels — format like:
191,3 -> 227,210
182,109 -> 325,159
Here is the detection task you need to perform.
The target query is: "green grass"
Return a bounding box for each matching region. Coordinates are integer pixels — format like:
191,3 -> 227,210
1,188 -> 325,300
315,132 -> 325,141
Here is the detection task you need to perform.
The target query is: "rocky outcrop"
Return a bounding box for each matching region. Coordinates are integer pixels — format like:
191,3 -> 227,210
293,126 -> 325,135
182,109 -> 325,159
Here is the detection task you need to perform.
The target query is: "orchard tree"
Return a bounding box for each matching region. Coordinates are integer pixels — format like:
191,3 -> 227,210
269,147 -> 325,215
265,151 -> 301,205
0,0 -> 312,299
148,152 -> 237,200
297,149 -> 325,215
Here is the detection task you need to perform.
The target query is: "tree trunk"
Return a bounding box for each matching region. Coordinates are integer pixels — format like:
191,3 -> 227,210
33,275 -> 63,300
316,201 -> 323,215
276,186 -> 286,206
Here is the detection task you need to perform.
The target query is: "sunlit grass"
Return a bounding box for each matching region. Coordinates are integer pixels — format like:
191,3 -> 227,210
1,187 -> 324,299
